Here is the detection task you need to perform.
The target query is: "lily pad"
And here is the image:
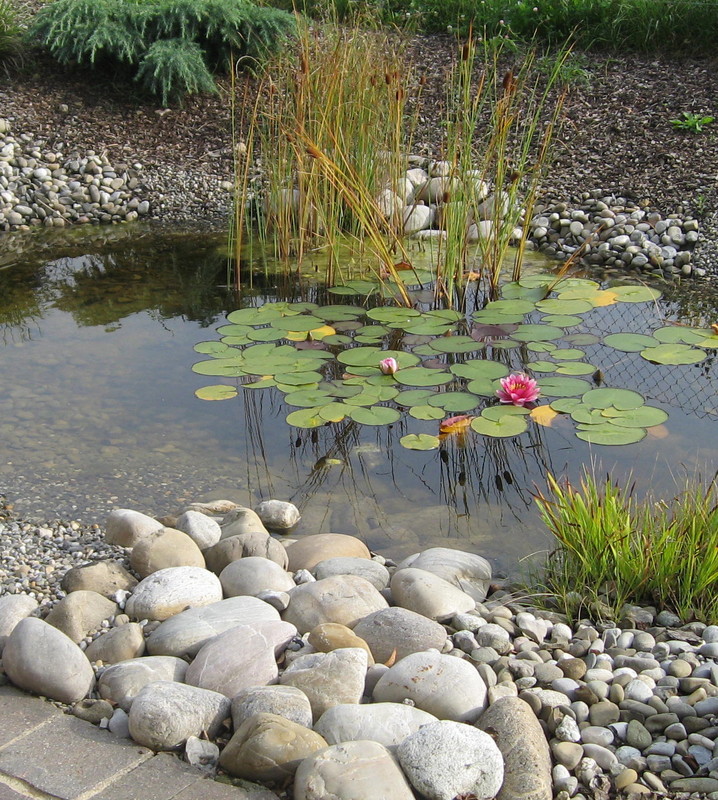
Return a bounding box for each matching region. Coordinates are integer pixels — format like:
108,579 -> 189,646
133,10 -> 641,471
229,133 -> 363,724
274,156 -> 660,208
285,407 -> 329,428
395,389 -> 437,406
510,324 -> 564,342
216,324 -> 252,337
227,306 -> 286,325
610,285 -> 662,303
247,328 -> 287,342
337,348 -> 419,368
527,342 -> 557,353
450,360 -> 510,380
425,309 -> 464,322
576,424 -> 647,445
317,403 -> 348,422
539,377 -> 592,397
366,307 -> 422,322
472,310 -> 526,325
427,392 -> 479,412
484,299 -> 536,315
550,397 -> 582,414
194,384 -> 237,401
501,281 -> 548,301
603,333 -> 658,352
192,358 -> 246,377
555,362 -> 595,376
564,333 -> 601,346
605,405 -> 669,428
394,367 -> 454,387
467,378 -> 501,396
526,361 -> 556,372
322,334 -> 353,346
540,315 -> 584,327
640,343 -> 707,365
409,405 -> 446,420
652,326 -> 710,345
571,406 -> 607,424
481,405 -> 530,421
194,341 -> 231,356
429,336 -> 483,354
404,321 -> 457,336
283,388 -> 334,407
348,405 -> 402,426
400,433 -> 441,450
536,298 -> 594,315
471,413 -> 528,437
581,388 -> 644,410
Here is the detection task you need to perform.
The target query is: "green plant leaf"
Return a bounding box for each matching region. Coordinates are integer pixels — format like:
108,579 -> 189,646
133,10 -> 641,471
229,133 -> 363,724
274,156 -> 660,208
393,367 -> 454,386
366,307 -> 422,322
581,387 -> 644,410
576,424 -> 647,445
540,314 -> 584,327
603,333 -> 658,352
194,341 -> 231,356
429,336 -> 483,354
285,407 -> 329,428
535,298 -> 594,315
450,360 -> 509,380
466,378 -> 501,396
409,404 -> 445,420
194,384 -> 237,401
395,388 -> 437,406
283,388 -> 334,407
427,392 -> 479,412
400,434 -> 441,450
550,397 -> 582,413
192,358 -> 246,377
481,405 -> 530,421
611,285 -> 662,303
640,343 -> 707,365
652,326 -> 710,345
317,403 -> 348,422
604,405 -> 668,428
348,405 -> 401,425
471,413 -> 528,437
510,324 -> 564,342
555,362 -> 595,376
539,377 -> 592,397
526,361 -> 556,372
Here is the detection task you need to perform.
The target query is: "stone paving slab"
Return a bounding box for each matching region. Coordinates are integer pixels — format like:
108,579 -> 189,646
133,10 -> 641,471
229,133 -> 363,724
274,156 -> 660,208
90,754 -> 206,800
0,711 -> 152,800
0,686 -> 64,748
0,784 -> 35,800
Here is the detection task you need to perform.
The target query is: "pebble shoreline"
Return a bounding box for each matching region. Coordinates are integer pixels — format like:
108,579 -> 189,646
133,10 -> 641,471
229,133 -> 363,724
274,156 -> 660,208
3,496 -> 718,800
1,119 -> 713,283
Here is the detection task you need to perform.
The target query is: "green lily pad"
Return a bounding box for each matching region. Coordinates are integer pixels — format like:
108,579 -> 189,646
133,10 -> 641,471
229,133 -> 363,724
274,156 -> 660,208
517,275 -> 554,288
467,378 -> 501,396
344,386 -> 399,405
348,405 -> 402,425
221,335 -> 252,346
317,403 -> 348,422
312,305 -> 365,321
510,324 -> 564,342
283,388 -> 334,407
194,341 -> 231,356
484,299 -> 536,315
273,371 -> 323,386
526,361 -> 556,373
394,367 -> 454,387
366,307 -> 422,322
395,389 -> 437,406
429,336 -> 483,354
556,362 -> 595,376
192,358 -> 246,377
194,384 -> 237,401
270,315 -> 326,332
553,348 -> 585,360
576,424 -> 647,445
337,348 -> 419,368
471,413 -> 528,437
472,310 -> 526,325
400,433 -> 441,450
355,324 -> 390,337
285,407 -> 329,428
318,381 -> 363,398
247,328 -> 287,342
527,342 -> 557,353
412,344 -> 440,356
640,343 -> 707,365
427,392 -> 479,412
227,306 -> 286,325
605,405 -> 669,428
501,281 -> 548,301
553,278 -> 601,292
425,309 -> 464,322
450,360 -> 510,380
216,323 -> 253,336
571,406 -> 607,424
404,321 -> 457,336
409,405 -> 446,420
481,405 -> 530,421
322,334 -> 353,345
564,333 -> 601,346
488,340 -> 520,350
581,388 -> 644,410
551,397 -> 582,413
696,335 -> 718,349
603,333 -> 659,352
243,377 -> 276,389
653,326 -> 710,345
535,298 -> 594,315
539,377 -> 592,397
610,285 -> 662,303
540,315 -> 584,327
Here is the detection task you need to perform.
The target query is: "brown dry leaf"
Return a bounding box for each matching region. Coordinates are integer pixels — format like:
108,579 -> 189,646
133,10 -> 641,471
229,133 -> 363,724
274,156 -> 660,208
394,260 -> 413,271
439,414 -> 474,434
530,405 -> 559,427
646,424 -> 669,439
711,323 -> 718,336
591,290 -> 619,307
384,648 -> 397,667
463,271 -> 481,282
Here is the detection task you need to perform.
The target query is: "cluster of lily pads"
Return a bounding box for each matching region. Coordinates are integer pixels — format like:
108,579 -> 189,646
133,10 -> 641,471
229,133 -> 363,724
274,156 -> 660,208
192,274 -> 718,449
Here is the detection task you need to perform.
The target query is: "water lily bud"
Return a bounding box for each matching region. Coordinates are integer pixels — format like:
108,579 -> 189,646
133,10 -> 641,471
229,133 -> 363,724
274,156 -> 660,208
379,357 -> 398,375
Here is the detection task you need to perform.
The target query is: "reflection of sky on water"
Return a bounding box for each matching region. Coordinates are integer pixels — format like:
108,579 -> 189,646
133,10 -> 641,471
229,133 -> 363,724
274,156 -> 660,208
1,234 -> 717,577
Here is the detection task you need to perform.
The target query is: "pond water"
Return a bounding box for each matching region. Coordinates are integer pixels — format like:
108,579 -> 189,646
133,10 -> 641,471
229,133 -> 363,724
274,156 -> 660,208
2,225 -> 717,578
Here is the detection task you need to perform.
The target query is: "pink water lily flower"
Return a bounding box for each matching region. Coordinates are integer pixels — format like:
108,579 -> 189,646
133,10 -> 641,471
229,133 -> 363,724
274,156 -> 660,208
496,372 -> 540,406
379,357 -> 398,375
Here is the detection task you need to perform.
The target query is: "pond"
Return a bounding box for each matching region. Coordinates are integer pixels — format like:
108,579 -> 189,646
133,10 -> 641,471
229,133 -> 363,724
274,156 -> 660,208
1,225 -> 717,578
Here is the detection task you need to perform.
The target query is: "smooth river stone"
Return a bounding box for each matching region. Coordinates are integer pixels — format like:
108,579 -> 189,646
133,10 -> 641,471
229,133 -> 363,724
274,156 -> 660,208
477,696 -> 553,800
254,499 -> 301,531
60,560 -> 137,598
232,685 -> 313,729
285,533 -> 371,572
0,594 -> 38,652
84,621 -> 146,664
128,680 -> 230,750
396,546 -> 492,602
129,528 -> 205,578
398,720 -> 504,800
44,590 -> 118,643
146,596 -> 281,658
313,557 -> 390,590
105,508 -> 162,547
280,647 -> 368,719
390,567 -> 475,621
315,702 -> 438,748
293,740 -> 415,800
98,655 -> 188,711
3,617 -> 95,703
373,650 -> 487,723
282,575 -> 388,634
219,712 -> 326,781
307,623 -> 374,664
185,620 -> 297,697
352,607 -> 448,664
125,566 -> 223,621
174,510 -> 222,549
219,507 -> 268,539
220,556 -> 296,598
204,531 -> 288,574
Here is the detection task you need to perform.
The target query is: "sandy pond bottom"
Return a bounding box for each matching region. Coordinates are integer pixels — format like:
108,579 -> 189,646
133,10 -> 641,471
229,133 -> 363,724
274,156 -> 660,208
1,227 -> 718,577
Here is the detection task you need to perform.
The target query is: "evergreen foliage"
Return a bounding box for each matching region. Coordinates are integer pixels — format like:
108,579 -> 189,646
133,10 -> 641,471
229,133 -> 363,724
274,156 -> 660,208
0,0 -> 24,71
27,0 -> 295,102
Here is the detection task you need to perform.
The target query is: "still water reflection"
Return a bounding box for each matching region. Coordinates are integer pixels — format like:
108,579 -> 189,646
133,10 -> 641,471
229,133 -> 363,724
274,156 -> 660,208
1,227 -> 717,576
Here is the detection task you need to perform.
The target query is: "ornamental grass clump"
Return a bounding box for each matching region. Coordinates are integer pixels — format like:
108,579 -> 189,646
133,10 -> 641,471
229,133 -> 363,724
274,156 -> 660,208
535,471 -> 718,624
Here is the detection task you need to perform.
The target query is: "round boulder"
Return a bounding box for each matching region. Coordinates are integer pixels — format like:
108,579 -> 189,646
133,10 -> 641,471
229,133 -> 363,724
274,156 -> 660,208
220,556 -> 295,598
43,590 -> 118,643
61,561 -> 137,598
390,567 -> 475,621
129,528 -> 205,578
0,594 -> 38,653
352,606 -> 448,664
285,534 -> 370,572
105,508 -> 162,547
396,547 -> 492,602
174,510 -> 222,550
125,566 -> 222,621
